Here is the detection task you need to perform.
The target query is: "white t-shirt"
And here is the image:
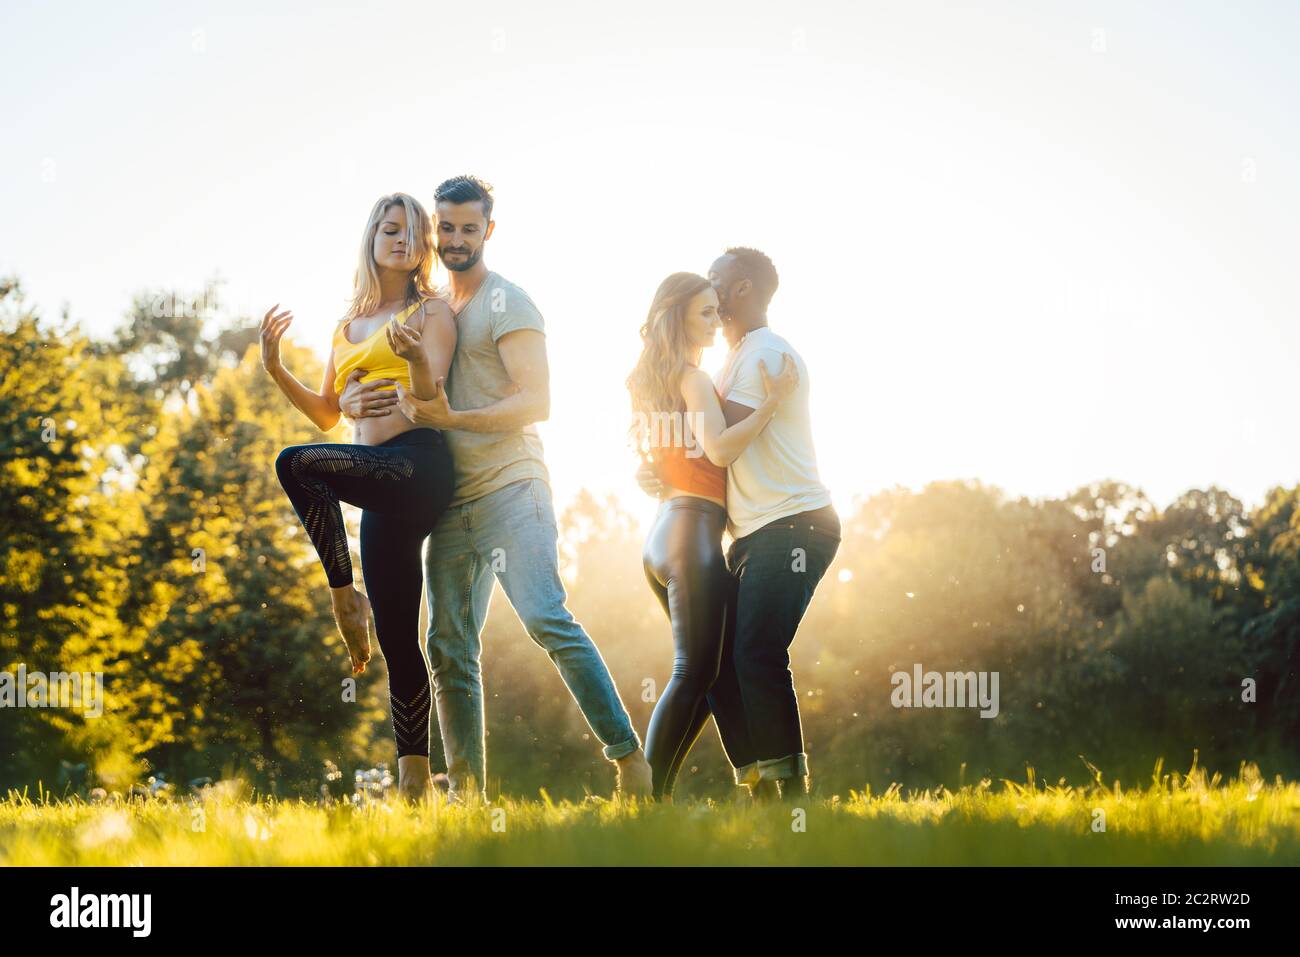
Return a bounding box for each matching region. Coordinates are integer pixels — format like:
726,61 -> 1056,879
713,326 -> 832,540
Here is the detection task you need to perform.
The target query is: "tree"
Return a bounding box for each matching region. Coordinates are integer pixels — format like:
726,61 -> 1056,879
124,341 -> 390,790
0,279 -> 154,788
1240,487 -> 1300,753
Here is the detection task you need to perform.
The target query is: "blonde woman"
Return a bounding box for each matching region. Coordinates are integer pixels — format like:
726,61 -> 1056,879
627,271 -> 797,800
259,192 -> 456,802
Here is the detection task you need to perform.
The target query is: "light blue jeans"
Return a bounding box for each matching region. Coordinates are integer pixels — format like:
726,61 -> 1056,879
422,477 -> 640,797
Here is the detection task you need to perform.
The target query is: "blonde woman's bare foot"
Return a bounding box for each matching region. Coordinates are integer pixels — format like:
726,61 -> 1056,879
329,585 -> 372,675
397,780 -> 434,806
397,755 -> 433,804
397,778 -> 432,804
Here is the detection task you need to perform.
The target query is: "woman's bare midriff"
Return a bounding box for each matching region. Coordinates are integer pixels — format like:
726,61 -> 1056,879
352,403 -> 424,446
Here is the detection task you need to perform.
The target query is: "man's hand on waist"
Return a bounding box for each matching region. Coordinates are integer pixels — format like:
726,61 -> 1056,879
395,380 -> 461,429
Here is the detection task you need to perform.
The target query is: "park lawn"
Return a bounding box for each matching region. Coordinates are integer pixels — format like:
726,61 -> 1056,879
2,763 -> 1297,866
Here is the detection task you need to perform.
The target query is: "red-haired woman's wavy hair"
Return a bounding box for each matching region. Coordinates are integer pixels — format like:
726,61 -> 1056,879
625,272 -> 713,451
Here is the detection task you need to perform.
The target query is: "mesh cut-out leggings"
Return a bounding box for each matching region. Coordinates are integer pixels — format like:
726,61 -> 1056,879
275,427 -> 454,758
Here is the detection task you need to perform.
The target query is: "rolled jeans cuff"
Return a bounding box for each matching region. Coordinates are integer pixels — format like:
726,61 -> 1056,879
757,753 -> 809,782
603,734 -> 641,762
733,761 -> 761,787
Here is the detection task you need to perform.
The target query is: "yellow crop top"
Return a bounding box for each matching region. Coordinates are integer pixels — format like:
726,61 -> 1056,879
332,299 -> 427,397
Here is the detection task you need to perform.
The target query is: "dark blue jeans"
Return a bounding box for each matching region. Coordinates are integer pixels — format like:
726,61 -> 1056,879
707,504 -> 841,784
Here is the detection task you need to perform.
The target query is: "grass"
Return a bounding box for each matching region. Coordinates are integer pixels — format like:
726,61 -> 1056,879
2,759 -> 1297,866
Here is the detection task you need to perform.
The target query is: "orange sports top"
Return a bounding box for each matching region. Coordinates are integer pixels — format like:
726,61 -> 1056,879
652,442 -> 726,501
648,381 -> 727,500
332,299 -> 427,397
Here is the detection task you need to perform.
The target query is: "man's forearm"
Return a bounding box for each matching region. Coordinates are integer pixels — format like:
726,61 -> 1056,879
448,388 -> 548,433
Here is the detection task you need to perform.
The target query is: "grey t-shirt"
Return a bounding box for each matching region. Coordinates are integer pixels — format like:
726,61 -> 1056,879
441,271 -> 551,506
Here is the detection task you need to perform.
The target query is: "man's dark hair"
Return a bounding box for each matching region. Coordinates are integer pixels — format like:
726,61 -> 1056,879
724,246 -> 779,307
433,174 -> 495,220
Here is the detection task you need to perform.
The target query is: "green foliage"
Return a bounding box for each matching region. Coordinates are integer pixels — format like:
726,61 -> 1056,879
1,274 -> 1296,802
124,343 -> 391,792
0,280 -> 151,783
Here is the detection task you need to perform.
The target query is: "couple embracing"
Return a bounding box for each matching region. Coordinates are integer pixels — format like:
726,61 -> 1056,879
259,175 -> 838,803
629,252 -> 840,800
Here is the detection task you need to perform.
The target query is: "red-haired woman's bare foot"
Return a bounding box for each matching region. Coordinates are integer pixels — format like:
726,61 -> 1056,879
329,585 -> 372,675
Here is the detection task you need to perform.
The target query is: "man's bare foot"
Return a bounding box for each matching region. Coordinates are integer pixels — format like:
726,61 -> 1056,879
779,775 -> 808,800
614,749 -> 653,798
431,772 -> 450,793
329,585 -> 372,674
748,779 -> 780,803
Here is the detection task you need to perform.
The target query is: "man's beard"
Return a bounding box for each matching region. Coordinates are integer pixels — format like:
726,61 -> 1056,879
439,244 -> 483,272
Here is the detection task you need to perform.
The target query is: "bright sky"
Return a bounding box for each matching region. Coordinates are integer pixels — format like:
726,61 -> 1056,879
4,0 -> 1298,528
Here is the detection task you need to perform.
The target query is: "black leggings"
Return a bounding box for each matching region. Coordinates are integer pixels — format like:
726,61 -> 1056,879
642,496 -> 736,798
274,428 -> 454,758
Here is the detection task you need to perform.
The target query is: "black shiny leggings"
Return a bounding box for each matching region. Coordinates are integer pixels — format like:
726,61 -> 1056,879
642,496 -> 736,798
274,428 -> 454,759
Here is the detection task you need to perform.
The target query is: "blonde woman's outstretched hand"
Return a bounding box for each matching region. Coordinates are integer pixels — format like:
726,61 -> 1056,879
259,304 -> 292,374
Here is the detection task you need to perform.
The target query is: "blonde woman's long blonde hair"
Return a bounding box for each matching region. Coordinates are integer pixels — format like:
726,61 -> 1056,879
343,192 -> 438,321
625,272 -> 713,450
